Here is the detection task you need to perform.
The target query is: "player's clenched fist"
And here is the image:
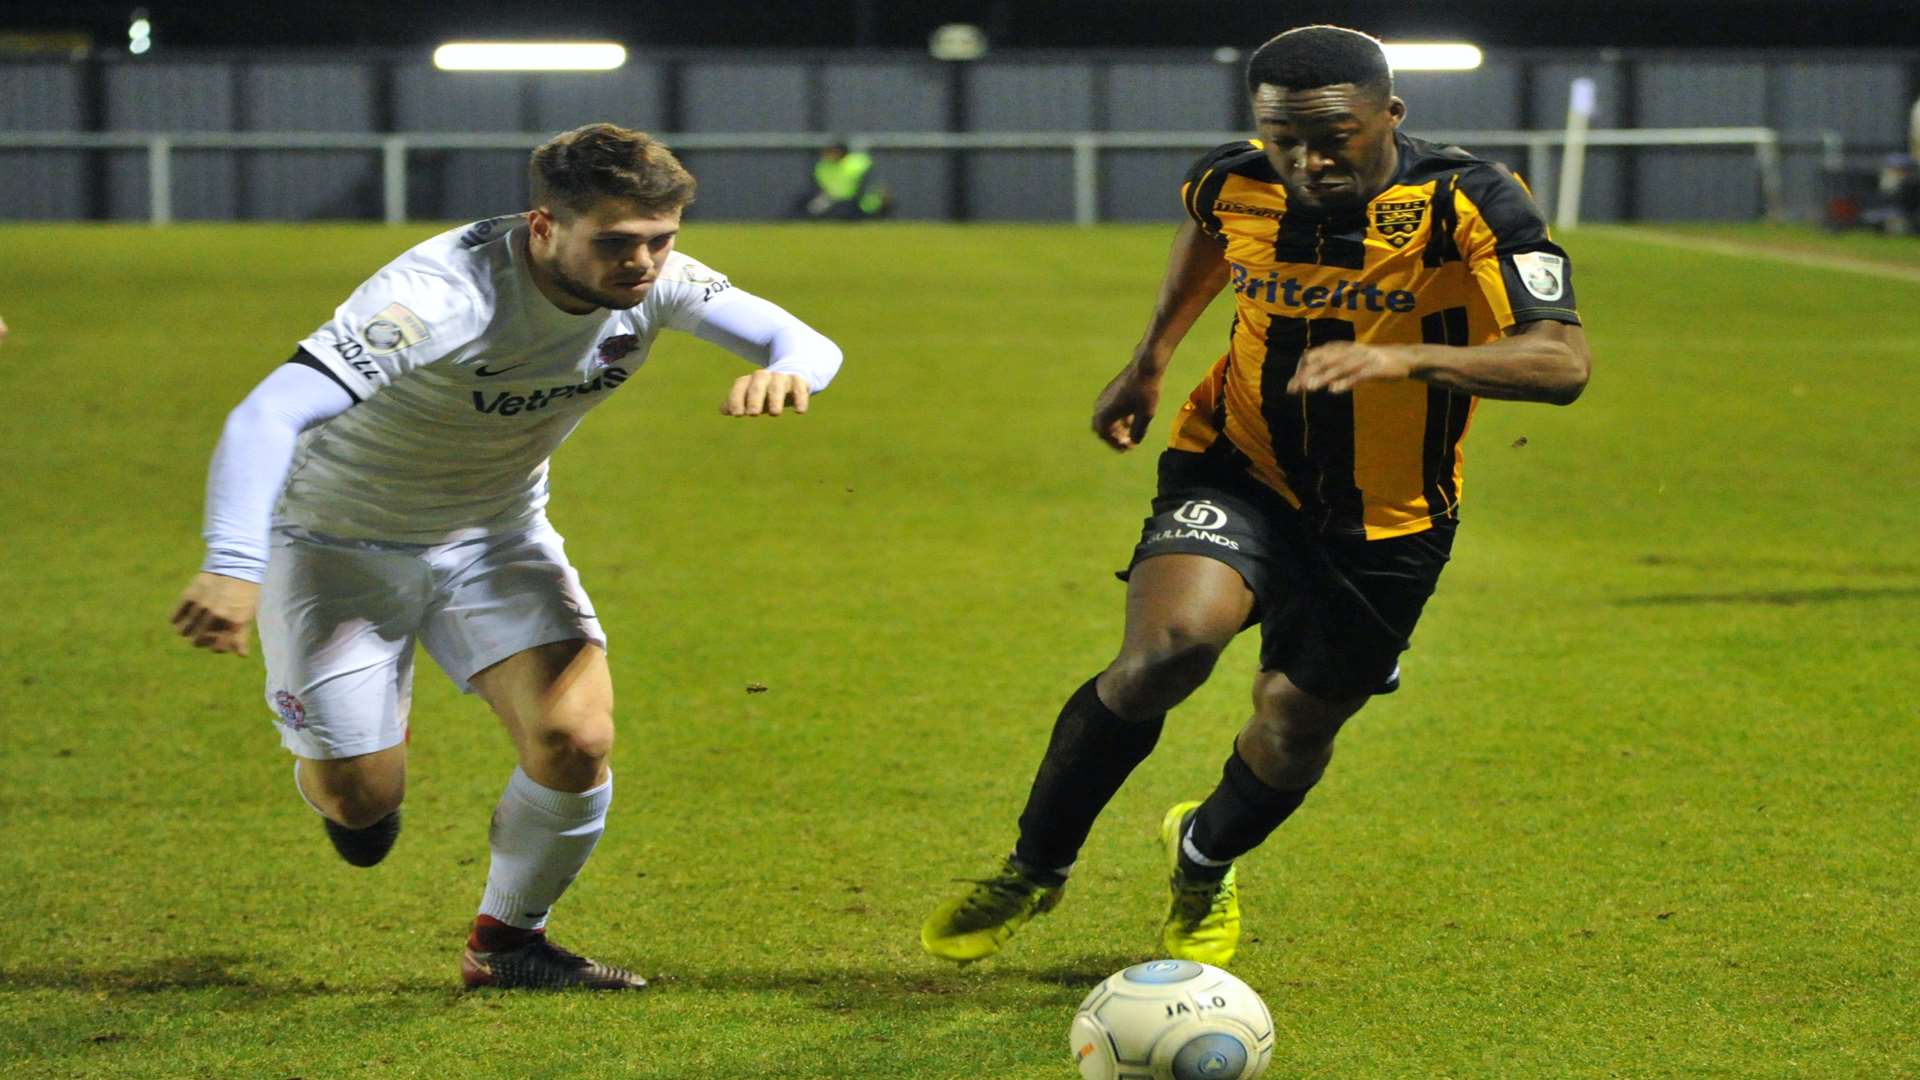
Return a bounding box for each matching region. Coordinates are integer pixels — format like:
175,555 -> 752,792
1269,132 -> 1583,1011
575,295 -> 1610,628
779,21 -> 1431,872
1091,367 -> 1161,452
170,572 -> 261,656
722,369 -> 811,417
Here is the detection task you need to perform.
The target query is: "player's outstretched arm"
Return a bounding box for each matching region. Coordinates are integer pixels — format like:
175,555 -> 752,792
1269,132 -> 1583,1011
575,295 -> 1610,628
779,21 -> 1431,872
1288,318 -> 1590,404
171,358 -> 354,656
692,291 -> 843,417
1095,218 -> 1231,451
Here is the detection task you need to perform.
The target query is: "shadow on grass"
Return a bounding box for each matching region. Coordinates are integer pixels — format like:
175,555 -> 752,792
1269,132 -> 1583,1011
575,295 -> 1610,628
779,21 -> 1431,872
0,951 -> 1139,1009
1632,552 -> 1920,577
655,952 -> 1141,1012
1612,586 -> 1920,607
0,952 -> 447,996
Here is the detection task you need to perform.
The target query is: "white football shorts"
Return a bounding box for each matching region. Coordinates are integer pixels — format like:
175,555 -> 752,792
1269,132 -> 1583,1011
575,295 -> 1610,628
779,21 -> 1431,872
256,522 -> 606,760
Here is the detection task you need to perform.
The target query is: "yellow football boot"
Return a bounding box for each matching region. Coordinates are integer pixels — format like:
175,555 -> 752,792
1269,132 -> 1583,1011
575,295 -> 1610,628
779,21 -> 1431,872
920,858 -> 1064,963
1159,800 -> 1241,966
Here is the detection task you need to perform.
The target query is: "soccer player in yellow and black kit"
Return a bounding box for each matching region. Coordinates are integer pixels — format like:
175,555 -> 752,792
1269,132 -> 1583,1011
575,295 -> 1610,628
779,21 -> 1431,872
922,25 -> 1590,966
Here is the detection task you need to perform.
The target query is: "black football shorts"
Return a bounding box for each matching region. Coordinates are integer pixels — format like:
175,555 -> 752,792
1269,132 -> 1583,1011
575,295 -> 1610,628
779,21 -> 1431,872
1124,449 -> 1455,701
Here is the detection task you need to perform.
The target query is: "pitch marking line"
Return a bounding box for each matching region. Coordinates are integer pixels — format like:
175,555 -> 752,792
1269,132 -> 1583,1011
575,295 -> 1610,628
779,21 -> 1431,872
1586,226 -> 1920,286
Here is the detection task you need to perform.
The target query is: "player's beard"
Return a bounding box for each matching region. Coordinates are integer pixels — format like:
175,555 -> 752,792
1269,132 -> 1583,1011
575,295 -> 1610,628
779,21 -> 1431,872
549,258 -> 644,311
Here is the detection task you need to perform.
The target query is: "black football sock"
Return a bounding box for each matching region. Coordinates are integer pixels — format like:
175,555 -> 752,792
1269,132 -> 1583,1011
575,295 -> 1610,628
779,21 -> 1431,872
1179,747 -> 1312,882
1012,677 -> 1165,881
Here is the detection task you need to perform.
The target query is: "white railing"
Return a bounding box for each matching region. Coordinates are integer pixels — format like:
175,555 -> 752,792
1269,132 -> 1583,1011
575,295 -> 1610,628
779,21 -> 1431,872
0,127 -> 1841,226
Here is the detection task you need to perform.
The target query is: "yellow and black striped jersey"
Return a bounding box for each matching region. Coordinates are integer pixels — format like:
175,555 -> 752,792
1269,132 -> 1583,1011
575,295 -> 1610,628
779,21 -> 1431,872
1170,131 -> 1580,540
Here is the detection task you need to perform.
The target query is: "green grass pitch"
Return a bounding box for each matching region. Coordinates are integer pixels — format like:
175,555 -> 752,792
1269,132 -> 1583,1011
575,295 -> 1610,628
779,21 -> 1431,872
0,221 -> 1915,1078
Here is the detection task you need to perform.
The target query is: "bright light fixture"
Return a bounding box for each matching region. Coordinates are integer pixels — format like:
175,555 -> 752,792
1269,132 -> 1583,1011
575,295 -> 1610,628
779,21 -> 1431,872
1382,43 -> 1483,71
928,24 -> 988,61
432,42 -> 627,72
128,10 -> 152,55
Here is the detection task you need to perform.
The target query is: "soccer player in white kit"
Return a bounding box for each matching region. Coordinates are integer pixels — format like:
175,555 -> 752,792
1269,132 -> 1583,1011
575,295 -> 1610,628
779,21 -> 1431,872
168,124 -> 843,990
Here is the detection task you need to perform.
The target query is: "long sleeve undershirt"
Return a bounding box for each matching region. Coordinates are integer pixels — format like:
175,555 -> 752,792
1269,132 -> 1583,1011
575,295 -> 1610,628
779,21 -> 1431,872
200,359 -> 355,582
694,290 -> 844,392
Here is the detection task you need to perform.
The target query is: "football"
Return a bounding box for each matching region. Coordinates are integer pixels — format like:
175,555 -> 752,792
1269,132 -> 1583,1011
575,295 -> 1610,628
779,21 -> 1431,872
1069,960 -> 1275,1080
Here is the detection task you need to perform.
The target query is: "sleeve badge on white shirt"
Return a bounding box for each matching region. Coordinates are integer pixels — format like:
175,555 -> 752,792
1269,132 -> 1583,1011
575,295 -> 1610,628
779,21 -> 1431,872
362,302 -> 433,355
676,262 -> 733,302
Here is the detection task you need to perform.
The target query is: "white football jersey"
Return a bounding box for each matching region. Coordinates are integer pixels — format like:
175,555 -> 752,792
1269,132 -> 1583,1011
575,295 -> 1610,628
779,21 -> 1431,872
283,215 -> 742,544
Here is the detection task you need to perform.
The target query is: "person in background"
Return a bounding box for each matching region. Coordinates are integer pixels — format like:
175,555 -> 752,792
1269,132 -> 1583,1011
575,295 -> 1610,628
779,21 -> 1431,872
799,141 -> 891,220
1902,92 -> 1920,230
1909,90 -> 1920,164
1873,91 -> 1920,233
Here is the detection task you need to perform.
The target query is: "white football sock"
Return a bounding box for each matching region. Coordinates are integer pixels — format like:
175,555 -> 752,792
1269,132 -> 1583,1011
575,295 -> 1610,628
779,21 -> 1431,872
477,766 -> 612,932
1182,822 -> 1234,868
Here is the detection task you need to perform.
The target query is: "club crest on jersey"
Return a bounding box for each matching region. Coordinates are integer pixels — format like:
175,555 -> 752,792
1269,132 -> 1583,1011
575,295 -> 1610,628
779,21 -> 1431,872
595,334 -> 639,368
1371,199 -> 1426,248
272,691 -> 306,731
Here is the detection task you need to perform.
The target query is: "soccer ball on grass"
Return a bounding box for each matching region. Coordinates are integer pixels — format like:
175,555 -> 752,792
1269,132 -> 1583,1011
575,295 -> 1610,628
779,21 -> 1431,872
1069,959 -> 1274,1079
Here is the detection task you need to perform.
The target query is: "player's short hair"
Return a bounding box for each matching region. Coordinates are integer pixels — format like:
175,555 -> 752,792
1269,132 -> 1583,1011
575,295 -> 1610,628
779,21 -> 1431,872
529,123 -> 696,218
1245,25 -> 1393,100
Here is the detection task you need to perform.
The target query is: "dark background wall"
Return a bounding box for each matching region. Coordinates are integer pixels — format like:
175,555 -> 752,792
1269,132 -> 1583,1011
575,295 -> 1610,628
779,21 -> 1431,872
2,47 -> 1914,223
10,0 -> 1920,50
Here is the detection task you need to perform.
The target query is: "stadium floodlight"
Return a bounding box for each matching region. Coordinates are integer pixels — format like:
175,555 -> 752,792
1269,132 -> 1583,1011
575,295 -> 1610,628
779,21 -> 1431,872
1382,43 -> 1483,71
928,24 -> 988,61
432,42 -> 627,72
128,9 -> 152,55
